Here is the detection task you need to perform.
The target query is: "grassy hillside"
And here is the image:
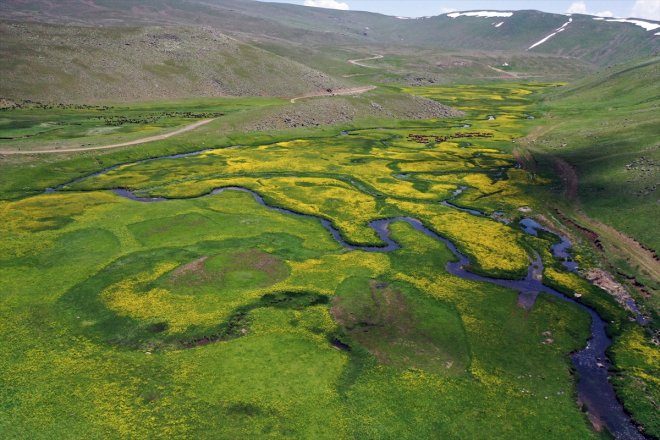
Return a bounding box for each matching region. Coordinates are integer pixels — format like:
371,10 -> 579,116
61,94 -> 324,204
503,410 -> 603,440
2,1 -> 657,65
521,58 -> 659,343
0,1 -> 658,103
535,57 -> 659,250
0,20 -> 351,102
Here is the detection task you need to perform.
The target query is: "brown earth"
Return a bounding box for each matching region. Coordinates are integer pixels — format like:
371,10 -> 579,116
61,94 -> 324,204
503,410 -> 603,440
168,249 -> 288,288
584,268 -> 639,313
289,85 -> 376,103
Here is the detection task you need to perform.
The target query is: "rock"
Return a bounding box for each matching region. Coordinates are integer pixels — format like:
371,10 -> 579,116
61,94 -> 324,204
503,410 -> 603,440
585,268 -> 637,314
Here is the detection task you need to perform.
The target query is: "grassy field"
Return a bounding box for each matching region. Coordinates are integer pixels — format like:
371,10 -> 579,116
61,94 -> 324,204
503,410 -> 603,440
0,187 -> 597,439
0,97 -> 283,151
0,80 -> 656,438
516,58 -> 659,321
515,58 -> 660,436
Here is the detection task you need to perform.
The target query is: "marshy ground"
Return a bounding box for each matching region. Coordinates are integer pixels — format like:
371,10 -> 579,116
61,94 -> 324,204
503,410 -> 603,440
0,80 -> 657,439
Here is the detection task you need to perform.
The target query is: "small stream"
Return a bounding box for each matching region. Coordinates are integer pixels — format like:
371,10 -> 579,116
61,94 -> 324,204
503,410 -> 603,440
440,195 -> 578,272
100,185 -> 645,440
46,148 -> 214,193
520,218 -> 579,272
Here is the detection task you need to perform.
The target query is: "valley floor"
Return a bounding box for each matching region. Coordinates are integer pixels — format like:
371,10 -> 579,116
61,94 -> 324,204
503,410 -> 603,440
0,80 -> 657,439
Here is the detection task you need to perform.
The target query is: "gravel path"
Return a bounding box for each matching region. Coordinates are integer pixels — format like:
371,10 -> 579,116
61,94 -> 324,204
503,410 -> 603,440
0,118 -> 216,155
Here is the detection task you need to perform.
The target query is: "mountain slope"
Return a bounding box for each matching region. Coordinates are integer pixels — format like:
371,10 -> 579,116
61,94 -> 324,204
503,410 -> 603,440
531,56 -> 659,257
527,59 -> 660,435
1,1 -> 658,65
0,20 -> 349,102
1,0 -> 658,102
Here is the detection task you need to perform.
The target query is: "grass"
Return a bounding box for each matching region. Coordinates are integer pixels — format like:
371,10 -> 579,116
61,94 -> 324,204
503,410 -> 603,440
517,58 -> 660,436
0,80 -> 654,438
530,57 -> 659,251
0,188 -> 597,439
332,277 -> 469,375
0,97 -> 283,151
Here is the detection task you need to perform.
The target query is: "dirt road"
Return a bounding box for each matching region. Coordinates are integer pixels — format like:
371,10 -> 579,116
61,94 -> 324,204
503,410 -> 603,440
289,54 -> 383,103
0,118 -> 217,155
348,54 -> 384,68
289,85 -> 377,103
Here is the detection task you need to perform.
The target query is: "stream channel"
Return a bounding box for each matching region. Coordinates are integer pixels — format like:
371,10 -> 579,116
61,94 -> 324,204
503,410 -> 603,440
48,150 -> 647,439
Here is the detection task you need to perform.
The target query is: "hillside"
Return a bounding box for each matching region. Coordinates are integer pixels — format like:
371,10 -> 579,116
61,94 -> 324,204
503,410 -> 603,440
521,57 -> 659,313
1,1 -> 658,66
1,0 -> 659,103
536,57 -> 659,249
0,20 -> 349,102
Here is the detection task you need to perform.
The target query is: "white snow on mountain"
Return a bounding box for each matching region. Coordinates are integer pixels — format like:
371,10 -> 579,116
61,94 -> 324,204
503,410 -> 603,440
528,18 -> 573,50
593,17 -> 660,31
447,11 -> 513,19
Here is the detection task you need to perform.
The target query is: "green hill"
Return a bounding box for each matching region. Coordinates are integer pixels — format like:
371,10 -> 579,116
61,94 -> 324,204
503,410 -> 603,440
2,2 -> 658,64
528,57 -> 659,291
1,1 -> 658,102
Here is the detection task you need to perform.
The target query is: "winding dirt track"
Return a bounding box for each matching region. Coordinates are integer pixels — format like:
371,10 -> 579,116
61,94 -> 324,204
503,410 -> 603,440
0,118 -> 217,155
289,54 -> 383,103
348,54 -> 384,68
4,54 -> 386,153
289,85 -> 377,103
487,65 -> 520,78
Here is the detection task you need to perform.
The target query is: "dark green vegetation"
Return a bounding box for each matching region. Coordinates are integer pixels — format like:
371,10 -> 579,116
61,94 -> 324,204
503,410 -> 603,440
522,58 -> 659,317
332,278 -> 469,375
535,58 -> 659,248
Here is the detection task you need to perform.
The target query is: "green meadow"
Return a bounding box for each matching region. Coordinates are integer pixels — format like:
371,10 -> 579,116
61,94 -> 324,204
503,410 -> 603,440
0,81 -> 657,439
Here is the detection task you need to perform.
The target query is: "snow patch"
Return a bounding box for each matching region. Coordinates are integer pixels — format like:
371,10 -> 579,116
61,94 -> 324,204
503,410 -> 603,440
396,16 -> 430,20
447,11 -> 513,19
528,18 -> 572,50
557,18 -> 573,30
593,17 -> 660,31
303,0 -> 349,11
494,21 -> 504,28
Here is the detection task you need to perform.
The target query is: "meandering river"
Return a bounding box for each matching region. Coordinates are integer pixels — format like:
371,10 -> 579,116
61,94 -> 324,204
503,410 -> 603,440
104,185 -> 646,440
45,140 -> 648,439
